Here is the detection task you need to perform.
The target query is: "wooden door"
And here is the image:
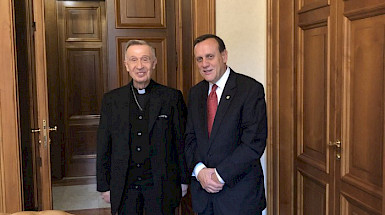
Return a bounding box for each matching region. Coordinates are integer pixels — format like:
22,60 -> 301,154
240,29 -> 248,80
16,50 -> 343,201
56,0 -> 107,178
336,0 -> 384,214
279,0 -> 385,214
295,1 -> 337,214
49,0 -> 178,180
33,0 -> 53,209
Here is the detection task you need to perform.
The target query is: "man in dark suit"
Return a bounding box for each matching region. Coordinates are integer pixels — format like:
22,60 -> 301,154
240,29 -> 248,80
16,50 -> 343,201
185,34 -> 267,215
97,40 -> 189,215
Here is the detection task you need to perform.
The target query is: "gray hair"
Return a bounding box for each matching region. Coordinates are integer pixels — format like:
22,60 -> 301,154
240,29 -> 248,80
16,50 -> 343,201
124,40 -> 156,59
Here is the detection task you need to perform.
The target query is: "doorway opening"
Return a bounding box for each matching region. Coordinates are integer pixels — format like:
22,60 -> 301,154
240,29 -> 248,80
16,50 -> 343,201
19,0 -> 200,213
45,0 -> 108,213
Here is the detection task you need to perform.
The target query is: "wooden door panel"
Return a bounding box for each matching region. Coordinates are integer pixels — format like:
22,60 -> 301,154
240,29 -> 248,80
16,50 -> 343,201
298,172 -> 327,215
302,0 -> 327,7
58,1 -> 106,178
117,0 -> 165,28
341,194 -> 381,215
67,48 -> 103,116
340,7 -> 385,214
300,0 -> 329,14
65,6 -> 102,41
300,26 -> 328,171
344,0 -> 385,13
67,124 -> 98,176
296,2 -> 333,214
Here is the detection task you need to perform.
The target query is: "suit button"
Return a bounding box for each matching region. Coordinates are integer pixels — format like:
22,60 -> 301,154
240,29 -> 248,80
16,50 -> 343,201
137,132 -> 142,136
136,163 -> 141,168
137,177 -> 142,181
135,185 -> 139,189
138,116 -> 143,120
137,147 -> 141,152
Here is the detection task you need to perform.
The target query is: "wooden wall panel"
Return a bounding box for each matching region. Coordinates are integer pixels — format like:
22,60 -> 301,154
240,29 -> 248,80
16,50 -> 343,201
116,0 -> 165,28
65,6 -> 102,41
0,0 -> 23,212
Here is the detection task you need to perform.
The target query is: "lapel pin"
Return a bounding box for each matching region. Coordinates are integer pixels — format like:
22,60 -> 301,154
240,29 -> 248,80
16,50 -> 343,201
226,95 -> 230,100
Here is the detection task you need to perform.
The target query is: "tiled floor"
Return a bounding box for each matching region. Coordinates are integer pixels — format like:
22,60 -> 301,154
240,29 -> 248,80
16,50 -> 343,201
52,184 -> 111,211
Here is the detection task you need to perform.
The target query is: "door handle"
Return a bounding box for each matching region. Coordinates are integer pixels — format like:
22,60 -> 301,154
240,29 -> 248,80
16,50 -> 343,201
32,122 -> 57,147
31,128 -> 41,133
328,140 -> 341,148
328,140 -> 341,160
49,126 -> 57,131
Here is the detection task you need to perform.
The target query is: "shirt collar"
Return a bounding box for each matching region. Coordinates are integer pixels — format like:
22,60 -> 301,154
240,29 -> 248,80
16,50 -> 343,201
210,66 -> 230,90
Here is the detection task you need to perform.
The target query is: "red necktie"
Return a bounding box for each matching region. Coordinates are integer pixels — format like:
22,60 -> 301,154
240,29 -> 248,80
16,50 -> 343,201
207,84 -> 218,137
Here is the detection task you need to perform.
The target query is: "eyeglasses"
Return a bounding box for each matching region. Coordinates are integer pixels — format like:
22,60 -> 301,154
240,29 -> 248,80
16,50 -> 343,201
126,56 -> 152,64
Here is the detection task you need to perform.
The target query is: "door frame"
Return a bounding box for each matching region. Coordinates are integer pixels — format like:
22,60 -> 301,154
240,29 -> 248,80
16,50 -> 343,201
267,0 -> 296,214
0,0 -> 23,212
2,0 -> 217,212
33,0 -> 217,211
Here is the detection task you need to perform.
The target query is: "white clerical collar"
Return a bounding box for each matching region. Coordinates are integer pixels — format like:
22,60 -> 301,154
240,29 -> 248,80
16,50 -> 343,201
137,88 -> 146,94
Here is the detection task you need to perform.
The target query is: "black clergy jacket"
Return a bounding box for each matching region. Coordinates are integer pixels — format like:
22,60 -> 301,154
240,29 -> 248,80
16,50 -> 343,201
96,80 -> 189,214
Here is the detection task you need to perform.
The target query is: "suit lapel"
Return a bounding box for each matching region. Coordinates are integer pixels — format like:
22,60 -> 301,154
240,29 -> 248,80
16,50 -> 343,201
199,82 -> 210,139
209,70 -> 237,142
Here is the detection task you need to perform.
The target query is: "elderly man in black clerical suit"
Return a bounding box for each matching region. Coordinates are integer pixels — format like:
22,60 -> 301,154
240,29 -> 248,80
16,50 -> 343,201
185,34 -> 267,215
97,40 -> 189,215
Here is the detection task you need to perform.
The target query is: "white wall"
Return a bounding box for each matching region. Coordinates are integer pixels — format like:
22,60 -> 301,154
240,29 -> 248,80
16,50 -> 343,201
216,1 -> 267,214
216,0 -> 266,85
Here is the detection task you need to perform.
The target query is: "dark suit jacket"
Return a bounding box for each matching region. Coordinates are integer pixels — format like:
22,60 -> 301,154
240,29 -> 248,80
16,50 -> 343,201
97,81 -> 189,214
185,69 -> 267,214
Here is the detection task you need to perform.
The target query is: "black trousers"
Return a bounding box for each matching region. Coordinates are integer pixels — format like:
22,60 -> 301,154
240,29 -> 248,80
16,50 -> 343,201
197,195 -> 263,215
118,185 -> 175,215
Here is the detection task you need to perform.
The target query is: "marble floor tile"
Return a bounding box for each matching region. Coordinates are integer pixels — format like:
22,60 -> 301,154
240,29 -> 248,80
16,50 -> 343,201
53,184 -> 110,211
